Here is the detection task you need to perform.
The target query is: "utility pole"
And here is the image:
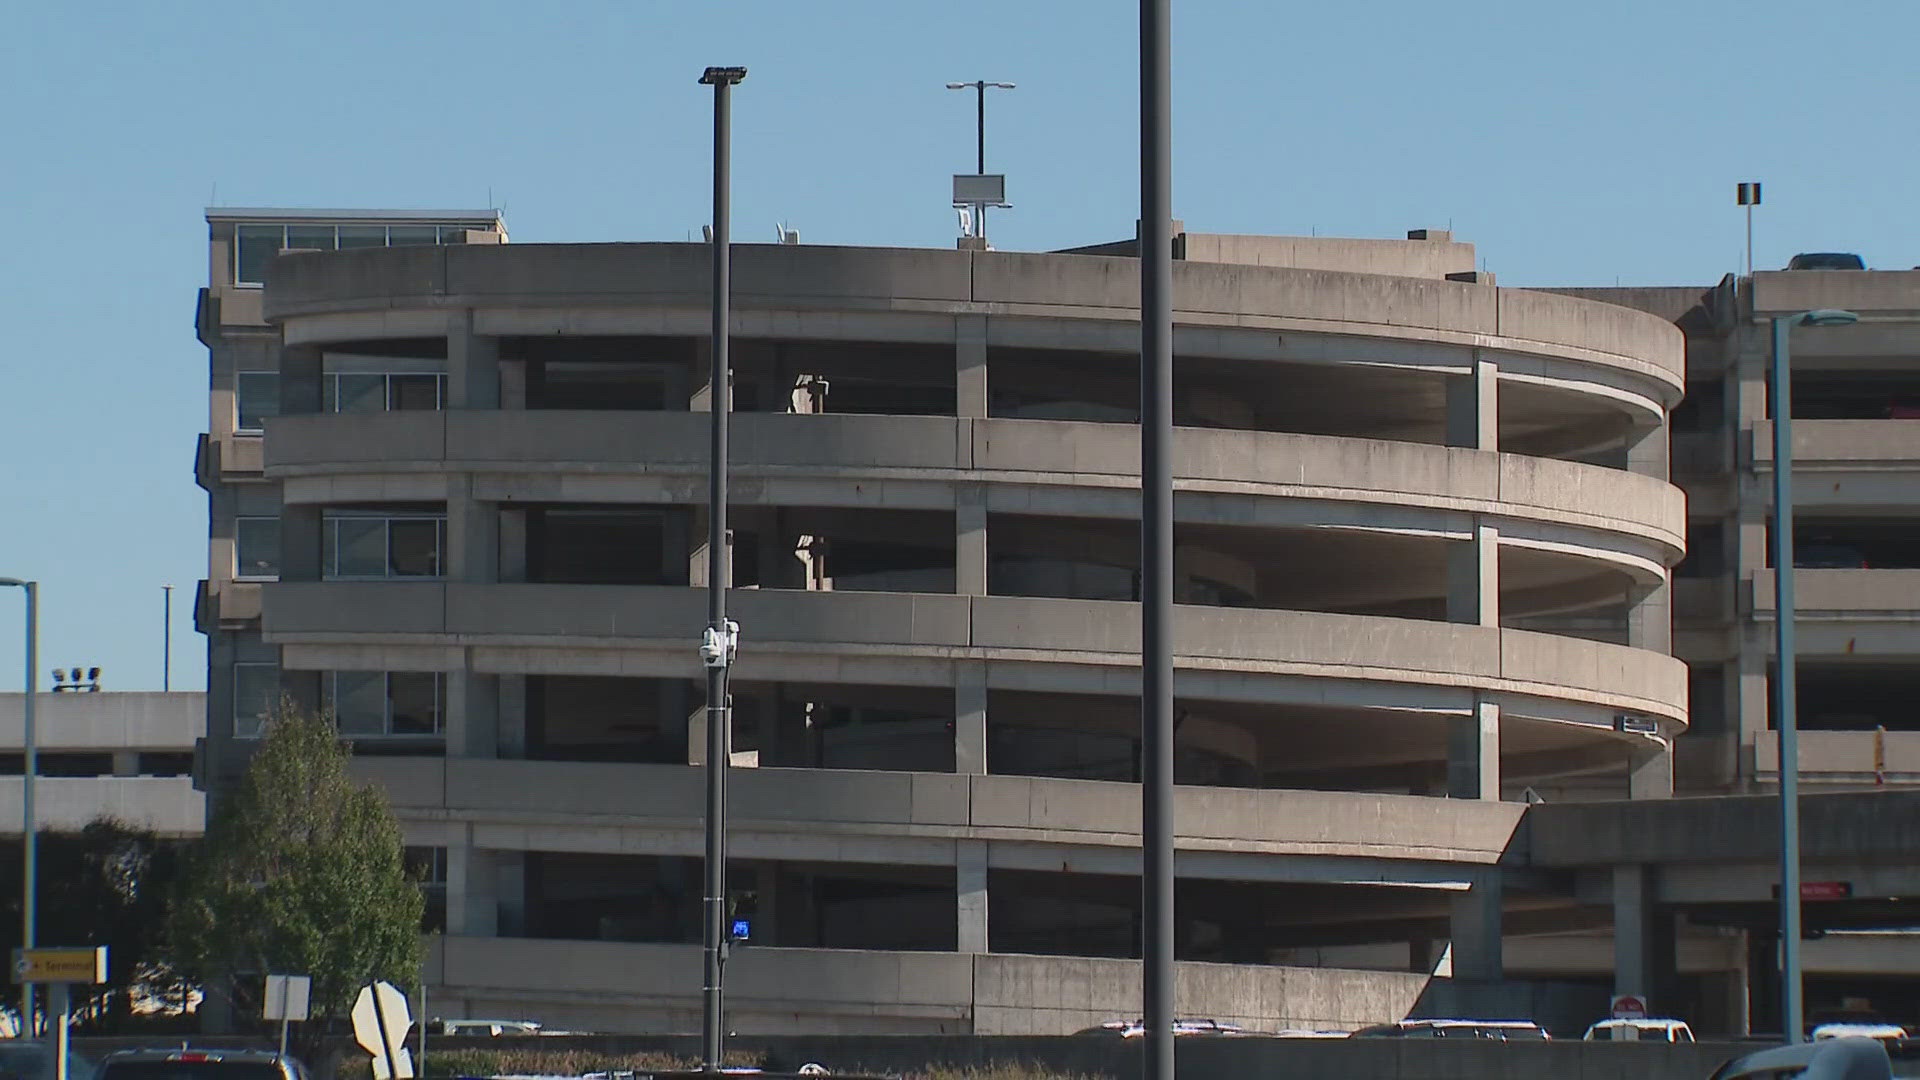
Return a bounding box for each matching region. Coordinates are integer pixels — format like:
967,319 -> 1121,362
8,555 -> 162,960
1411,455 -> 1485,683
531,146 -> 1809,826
945,80 -> 1015,244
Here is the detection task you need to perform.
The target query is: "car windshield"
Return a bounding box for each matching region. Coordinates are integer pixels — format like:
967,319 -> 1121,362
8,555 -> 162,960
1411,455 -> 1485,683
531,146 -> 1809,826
100,1063 -> 283,1080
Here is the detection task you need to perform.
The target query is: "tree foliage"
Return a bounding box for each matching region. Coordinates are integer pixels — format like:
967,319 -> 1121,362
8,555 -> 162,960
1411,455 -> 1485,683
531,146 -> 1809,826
0,819 -> 188,1030
167,700 -> 422,1040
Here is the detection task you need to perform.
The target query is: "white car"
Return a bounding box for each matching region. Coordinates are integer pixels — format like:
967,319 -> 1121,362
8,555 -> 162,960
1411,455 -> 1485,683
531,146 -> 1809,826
1812,1022 -> 1906,1043
437,1019 -> 544,1037
1584,1017 -> 1694,1042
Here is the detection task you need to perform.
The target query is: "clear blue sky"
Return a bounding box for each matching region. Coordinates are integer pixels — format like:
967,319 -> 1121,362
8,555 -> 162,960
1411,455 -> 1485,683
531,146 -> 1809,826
3,0 -> 1917,691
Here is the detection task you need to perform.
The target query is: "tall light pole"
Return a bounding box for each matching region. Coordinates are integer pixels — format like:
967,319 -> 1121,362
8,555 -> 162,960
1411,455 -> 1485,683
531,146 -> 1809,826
162,584 -> 173,691
1138,0 -> 1174,1077
696,62 -> 745,1075
0,579 -> 37,1030
1769,307 -> 1857,1043
944,80 -> 1014,243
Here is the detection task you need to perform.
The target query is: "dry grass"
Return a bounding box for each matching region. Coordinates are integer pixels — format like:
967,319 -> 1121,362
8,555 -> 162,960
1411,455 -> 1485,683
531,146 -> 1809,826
340,1049 -> 1100,1080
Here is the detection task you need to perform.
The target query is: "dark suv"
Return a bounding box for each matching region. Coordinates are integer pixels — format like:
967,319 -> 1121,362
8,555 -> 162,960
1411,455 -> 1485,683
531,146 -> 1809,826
94,1051 -> 305,1080
1786,252 -> 1866,270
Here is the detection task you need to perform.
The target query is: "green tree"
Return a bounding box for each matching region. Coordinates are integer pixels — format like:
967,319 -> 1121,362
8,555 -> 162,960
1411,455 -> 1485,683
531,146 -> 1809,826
0,820 -> 190,1032
167,700 -> 422,1054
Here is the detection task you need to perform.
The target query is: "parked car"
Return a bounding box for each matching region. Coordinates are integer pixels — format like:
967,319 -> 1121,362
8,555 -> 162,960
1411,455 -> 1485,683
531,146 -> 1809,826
436,1019 -> 544,1037
94,1050 -> 305,1080
1071,1018 -> 1246,1038
1787,253 -> 1867,270
1814,1022 -> 1909,1043
0,1041 -> 95,1080
1584,1017 -> 1695,1042
1349,1019 -> 1550,1040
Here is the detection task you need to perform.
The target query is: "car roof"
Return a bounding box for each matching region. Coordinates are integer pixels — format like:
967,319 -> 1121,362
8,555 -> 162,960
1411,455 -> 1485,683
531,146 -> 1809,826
103,1050 -> 289,1061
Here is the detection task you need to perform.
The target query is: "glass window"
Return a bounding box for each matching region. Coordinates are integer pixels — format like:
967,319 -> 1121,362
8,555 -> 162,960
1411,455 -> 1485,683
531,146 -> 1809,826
329,671 -> 388,736
389,519 -> 442,576
330,517 -> 389,578
285,224 -> 337,252
329,372 -> 387,413
390,374 -> 442,411
234,225 -> 284,286
388,226 -> 439,247
389,673 -> 443,734
235,516 -> 280,579
436,225 -> 469,244
235,371 -> 279,432
337,225 -> 389,249
233,662 -> 279,738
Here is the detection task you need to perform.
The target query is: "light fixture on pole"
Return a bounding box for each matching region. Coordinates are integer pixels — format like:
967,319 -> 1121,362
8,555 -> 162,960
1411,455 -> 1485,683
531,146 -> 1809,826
0,578 -> 38,1031
945,80 -> 1015,245
696,61 -> 746,1076
1737,182 -> 1762,279
1769,306 -> 1857,1043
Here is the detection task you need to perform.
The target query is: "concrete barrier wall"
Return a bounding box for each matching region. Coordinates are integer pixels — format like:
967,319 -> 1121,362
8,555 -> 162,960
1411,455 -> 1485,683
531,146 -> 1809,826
1751,568 -> 1920,612
427,936 -> 1430,1037
0,776 -> 203,835
1526,789 -> 1920,866
263,243 -> 1684,388
1753,269 -> 1920,315
350,758 -> 1523,864
1751,418 -> 1920,463
0,691 -> 204,749
264,583 -> 1686,722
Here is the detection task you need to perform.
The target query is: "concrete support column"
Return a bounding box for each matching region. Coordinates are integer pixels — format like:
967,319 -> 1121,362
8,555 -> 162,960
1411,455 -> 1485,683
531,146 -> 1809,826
497,674 -> 527,758
1627,574 -> 1673,654
111,751 -> 140,777
957,484 -> 988,597
1629,740 -> 1675,799
956,839 -> 989,954
445,663 -> 499,759
447,311 -> 500,410
1628,422 -> 1670,481
1449,871 -> 1504,982
1446,522 -> 1499,627
1447,697 -> 1500,800
278,345 -> 323,416
446,476 -> 498,584
498,509 -> 528,583
955,661 -> 988,775
1445,351 -> 1497,451
281,506 -> 323,582
1613,864 -> 1676,1012
446,835 -> 499,937
957,315 -> 988,419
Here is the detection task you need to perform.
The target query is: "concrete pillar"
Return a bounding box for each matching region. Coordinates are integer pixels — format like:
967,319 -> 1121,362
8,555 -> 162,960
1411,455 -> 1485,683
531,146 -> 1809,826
498,508 -> 528,583
955,661 -> 987,775
281,506 -> 322,582
497,674 -> 527,758
495,850 -> 527,937
446,477 -> 498,584
1446,522 -> 1499,627
447,311 -> 500,410
1449,872 -> 1504,981
1627,422 -> 1670,481
957,484 -> 988,596
1445,352 -> 1497,451
111,751 -> 140,777
1627,574 -> 1673,654
1630,740 -> 1675,799
445,663 -> 498,759
446,836 -> 499,937
957,315 -> 988,419
1613,864 -> 1676,1012
1447,697 -> 1500,800
500,358 -> 527,410
278,345 -> 323,416
957,839 -> 989,954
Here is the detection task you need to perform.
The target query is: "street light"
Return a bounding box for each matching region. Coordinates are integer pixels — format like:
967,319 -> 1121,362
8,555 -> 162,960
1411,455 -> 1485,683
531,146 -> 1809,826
1769,307 -> 1858,1043
696,61 -> 745,1077
0,578 -> 37,1031
945,80 -> 1015,243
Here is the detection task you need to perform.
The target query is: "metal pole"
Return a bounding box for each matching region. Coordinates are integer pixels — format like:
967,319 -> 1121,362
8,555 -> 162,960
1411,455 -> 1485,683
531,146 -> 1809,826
1139,1 -> 1174,1077
162,585 -> 172,692
697,63 -> 745,1074
1746,206 -> 1754,280
49,982 -> 67,1080
1769,316 -> 1803,1043
976,82 -> 987,242
2,579 -> 38,1031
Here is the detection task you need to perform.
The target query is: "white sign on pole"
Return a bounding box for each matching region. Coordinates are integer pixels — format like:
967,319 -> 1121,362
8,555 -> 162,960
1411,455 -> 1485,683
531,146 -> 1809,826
352,981 -> 416,1080
264,975 -> 312,1022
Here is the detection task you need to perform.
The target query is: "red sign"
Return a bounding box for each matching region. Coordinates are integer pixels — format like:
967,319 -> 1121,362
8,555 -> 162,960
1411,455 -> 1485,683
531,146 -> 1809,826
1611,995 -> 1648,1020
1803,881 -> 1853,901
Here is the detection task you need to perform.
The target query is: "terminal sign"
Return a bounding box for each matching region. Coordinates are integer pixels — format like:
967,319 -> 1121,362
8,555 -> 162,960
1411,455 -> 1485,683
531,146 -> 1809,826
13,947 -> 108,985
